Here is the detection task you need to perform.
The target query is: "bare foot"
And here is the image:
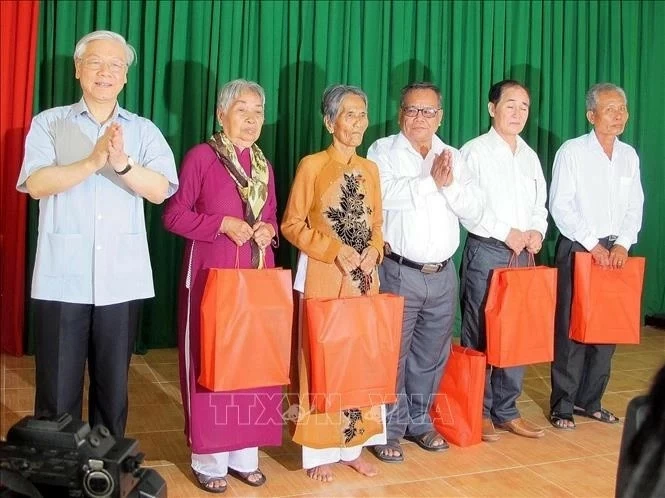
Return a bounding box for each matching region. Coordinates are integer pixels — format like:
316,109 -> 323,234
342,455 -> 378,477
306,464 -> 334,482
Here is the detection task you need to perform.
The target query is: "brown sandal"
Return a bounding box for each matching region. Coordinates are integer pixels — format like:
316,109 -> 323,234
191,468 -> 227,494
404,430 -> 449,452
227,467 -> 266,487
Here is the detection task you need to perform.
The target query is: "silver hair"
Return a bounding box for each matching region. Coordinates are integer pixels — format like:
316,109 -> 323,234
320,85 -> 368,125
74,30 -> 136,66
586,83 -> 627,111
216,79 -> 265,114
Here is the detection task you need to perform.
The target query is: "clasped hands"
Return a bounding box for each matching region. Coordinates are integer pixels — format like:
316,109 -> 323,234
221,216 -> 274,249
89,123 -> 130,172
504,229 -> 543,255
430,149 -> 454,189
590,243 -> 628,269
335,244 -> 379,275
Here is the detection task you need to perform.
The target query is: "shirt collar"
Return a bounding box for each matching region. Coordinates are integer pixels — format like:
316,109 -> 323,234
588,129 -> 618,152
392,131 -> 445,155
68,97 -> 133,122
487,126 -> 527,154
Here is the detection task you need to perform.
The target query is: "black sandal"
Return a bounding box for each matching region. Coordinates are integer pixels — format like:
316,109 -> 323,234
371,439 -> 404,462
191,468 -> 227,494
573,407 -> 620,424
549,411 -> 576,430
404,430 -> 449,452
227,467 -> 266,487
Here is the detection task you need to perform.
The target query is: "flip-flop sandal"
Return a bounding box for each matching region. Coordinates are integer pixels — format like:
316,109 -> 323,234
227,467 -> 267,487
370,439 -> 404,462
573,407 -> 620,424
191,468 -> 227,494
549,411 -> 576,430
404,430 -> 449,452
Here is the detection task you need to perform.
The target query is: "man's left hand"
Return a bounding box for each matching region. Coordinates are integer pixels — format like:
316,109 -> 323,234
609,244 -> 629,269
107,123 -> 128,172
525,230 -> 543,254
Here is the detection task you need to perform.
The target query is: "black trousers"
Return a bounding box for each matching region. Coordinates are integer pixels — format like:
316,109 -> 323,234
33,299 -> 141,437
549,237 -> 616,415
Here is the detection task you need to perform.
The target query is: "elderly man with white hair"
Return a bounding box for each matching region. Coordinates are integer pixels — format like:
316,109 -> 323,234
16,30 -> 178,437
548,82 -> 644,430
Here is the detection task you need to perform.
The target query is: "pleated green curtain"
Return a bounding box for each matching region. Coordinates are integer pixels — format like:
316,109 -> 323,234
26,0 -> 665,350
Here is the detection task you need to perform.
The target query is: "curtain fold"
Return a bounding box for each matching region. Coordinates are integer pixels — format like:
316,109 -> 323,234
16,0 -> 665,352
0,0 -> 40,355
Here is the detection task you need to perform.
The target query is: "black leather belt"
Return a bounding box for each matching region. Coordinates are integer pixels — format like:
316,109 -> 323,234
385,251 -> 448,274
468,232 -> 507,248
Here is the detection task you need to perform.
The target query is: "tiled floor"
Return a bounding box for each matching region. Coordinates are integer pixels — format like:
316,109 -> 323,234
1,327 -> 663,497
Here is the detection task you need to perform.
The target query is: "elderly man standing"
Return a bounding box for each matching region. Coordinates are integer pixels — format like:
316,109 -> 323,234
548,83 -> 644,430
367,82 -> 483,462
459,80 -> 547,442
16,30 -> 178,437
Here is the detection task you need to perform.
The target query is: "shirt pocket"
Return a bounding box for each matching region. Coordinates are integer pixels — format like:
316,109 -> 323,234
43,233 -> 85,276
617,176 -> 633,202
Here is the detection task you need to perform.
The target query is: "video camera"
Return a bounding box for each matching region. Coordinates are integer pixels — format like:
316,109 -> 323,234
0,414 -> 166,498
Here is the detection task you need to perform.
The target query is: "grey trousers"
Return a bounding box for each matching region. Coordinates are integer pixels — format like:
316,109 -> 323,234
460,235 -> 529,424
379,256 -> 457,440
549,236 -> 616,415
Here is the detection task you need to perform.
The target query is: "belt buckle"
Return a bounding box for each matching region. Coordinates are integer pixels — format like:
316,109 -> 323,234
420,263 -> 440,274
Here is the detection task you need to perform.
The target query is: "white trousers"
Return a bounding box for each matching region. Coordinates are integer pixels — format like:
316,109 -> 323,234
191,447 -> 258,476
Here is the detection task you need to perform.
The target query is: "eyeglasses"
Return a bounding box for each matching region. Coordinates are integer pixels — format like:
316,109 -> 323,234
80,58 -> 127,74
401,106 -> 441,118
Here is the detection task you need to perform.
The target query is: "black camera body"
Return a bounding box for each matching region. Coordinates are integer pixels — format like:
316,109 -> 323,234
0,415 -> 166,498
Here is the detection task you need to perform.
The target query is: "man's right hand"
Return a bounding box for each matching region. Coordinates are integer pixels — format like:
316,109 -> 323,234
590,243 -> 610,266
89,128 -> 112,171
335,244 -> 361,275
431,149 -> 453,189
220,216 -> 254,246
504,228 -> 526,254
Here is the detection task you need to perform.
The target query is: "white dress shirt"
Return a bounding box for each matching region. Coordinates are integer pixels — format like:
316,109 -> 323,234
459,126 -> 548,239
367,132 -> 483,263
549,131 -> 644,251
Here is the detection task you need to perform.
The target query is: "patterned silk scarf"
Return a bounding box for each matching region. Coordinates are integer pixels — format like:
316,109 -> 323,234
208,131 -> 269,268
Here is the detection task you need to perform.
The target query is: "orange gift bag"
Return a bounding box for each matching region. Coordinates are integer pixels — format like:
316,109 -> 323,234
199,267 -> 293,391
570,252 -> 645,344
485,258 -> 557,367
305,293 -> 404,412
431,346 -> 486,447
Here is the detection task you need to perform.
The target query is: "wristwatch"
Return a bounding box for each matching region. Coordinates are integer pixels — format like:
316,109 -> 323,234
116,156 -> 135,176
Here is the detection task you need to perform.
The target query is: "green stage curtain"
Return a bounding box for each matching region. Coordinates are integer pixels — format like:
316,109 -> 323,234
25,0 -> 665,351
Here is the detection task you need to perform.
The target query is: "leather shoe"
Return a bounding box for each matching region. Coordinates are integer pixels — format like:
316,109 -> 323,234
482,418 -> 500,442
495,417 -> 545,439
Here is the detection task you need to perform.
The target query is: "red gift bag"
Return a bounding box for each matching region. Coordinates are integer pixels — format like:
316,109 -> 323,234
199,267 -> 293,391
305,293 -> 404,412
431,346 -> 486,447
570,252 -> 645,344
485,261 -> 557,367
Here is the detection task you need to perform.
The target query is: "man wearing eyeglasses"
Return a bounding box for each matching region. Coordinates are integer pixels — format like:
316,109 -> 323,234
366,82 -> 483,462
16,30 -> 178,437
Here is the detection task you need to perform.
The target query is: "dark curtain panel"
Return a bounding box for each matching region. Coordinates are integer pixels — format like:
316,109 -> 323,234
25,0 -> 665,351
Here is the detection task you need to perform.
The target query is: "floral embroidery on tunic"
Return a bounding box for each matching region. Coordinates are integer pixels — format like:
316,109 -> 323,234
342,408 -> 365,443
324,172 -> 373,295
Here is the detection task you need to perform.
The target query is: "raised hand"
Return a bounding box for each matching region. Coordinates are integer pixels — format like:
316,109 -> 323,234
431,149 -> 453,188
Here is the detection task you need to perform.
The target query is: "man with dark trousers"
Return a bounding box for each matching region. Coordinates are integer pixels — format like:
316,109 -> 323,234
548,83 -> 644,430
16,30 -> 178,436
459,79 -> 548,442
